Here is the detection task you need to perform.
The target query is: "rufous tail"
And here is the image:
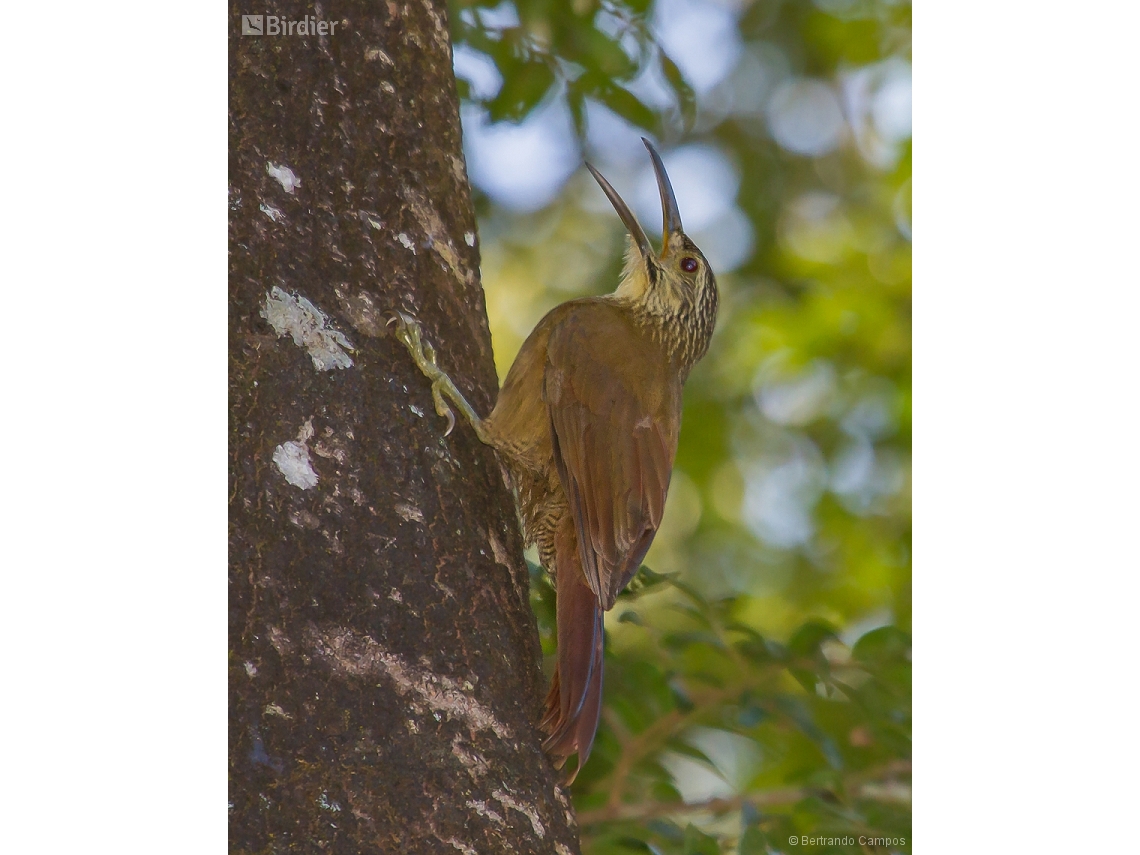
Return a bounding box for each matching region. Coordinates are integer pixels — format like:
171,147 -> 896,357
539,518 -> 604,784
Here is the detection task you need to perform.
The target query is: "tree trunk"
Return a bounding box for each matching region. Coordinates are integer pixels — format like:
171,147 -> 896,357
228,2 -> 579,852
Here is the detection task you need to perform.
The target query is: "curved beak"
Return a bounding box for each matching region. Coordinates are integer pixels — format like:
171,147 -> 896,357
585,162 -> 653,259
642,138 -> 683,253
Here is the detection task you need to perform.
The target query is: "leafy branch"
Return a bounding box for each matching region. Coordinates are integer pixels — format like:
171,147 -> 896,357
578,760 -> 912,825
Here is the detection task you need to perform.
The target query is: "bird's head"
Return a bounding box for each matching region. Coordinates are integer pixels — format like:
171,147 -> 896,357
587,139 -> 718,362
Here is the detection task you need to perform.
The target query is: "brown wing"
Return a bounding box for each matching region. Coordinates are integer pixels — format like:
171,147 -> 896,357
544,302 -> 681,611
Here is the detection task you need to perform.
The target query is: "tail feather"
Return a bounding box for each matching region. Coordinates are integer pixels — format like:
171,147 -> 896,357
540,519 -> 605,783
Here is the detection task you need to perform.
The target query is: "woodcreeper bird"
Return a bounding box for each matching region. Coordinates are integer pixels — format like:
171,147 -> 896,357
390,139 -> 718,782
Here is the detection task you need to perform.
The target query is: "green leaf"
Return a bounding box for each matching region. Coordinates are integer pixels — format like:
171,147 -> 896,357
663,630 -> 722,650
660,51 -> 696,128
583,29 -> 638,79
567,84 -> 587,140
667,578 -> 710,610
789,666 -> 821,695
763,639 -> 789,661
775,696 -> 844,771
788,620 -> 838,658
852,626 -> 911,667
647,819 -> 683,842
621,564 -> 675,598
734,631 -> 774,664
595,83 -> 657,133
738,825 -> 769,855
612,837 -> 654,852
670,679 -> 695,713
486,58 -> 556,123
664,738 -> 717,766
573,70 -> 657,132
682,823 -> 721,855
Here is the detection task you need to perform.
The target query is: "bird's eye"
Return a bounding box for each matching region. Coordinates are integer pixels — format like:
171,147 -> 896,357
681,257 -> 698,273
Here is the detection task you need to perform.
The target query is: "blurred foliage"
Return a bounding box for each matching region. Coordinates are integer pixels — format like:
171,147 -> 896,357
453,0 -> 910,852
452,0 -> 694,133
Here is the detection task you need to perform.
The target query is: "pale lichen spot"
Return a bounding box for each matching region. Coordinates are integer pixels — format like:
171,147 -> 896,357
492,788 -> 545,838
262,286 -> 354,371
421,1 -> 450,52
451,735 -> 489,778
486,529 -> 513,570
312,441 -> 348,464
552,785 -> 575,827
274,440 -> 318,490
364,46 -> 393,64
274,420 -> 319,490
334,287 -> 387,337
405,189 -> 468,288
465,799 -> 504,825
397,232 -> 416,253
395,503 -> 425,524
357,209 -> 383,230
259,201 -> 285,223
288,507 -> 321,529
266,162 -> 301,194
464,231 -> 476,247
449,155 -> 467,185
308,626 -> 513,739
268,626 -> 293,655
445,838 -> 477,855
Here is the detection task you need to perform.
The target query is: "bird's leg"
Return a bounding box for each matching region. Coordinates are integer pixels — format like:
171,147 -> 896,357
388,311 -> 490,444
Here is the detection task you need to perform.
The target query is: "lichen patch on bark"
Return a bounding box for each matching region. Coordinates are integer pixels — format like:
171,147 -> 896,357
266,162 -> 301,194
262,286 -> 354,371
307,625 -> 513,739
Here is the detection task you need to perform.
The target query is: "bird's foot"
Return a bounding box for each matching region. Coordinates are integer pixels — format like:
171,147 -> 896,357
388,311 -> 459,435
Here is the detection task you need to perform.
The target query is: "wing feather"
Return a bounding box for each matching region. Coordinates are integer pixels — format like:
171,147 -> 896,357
544,304 -> 681,610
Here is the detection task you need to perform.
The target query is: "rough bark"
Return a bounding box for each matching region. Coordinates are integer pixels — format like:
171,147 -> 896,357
228,2 -> 579,852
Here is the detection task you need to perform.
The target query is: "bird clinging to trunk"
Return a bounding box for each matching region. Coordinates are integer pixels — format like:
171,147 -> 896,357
391,139 -> 718,782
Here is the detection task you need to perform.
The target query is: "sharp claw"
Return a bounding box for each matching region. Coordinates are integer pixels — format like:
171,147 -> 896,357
444,409 -> 456,436
388,311 -> 419,336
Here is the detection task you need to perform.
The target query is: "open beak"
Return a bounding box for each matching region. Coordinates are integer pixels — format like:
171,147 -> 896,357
585,162 -> 653,258
642,138 -> 683,253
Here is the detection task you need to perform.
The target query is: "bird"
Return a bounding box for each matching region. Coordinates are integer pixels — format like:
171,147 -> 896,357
390,138 -> 718,782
